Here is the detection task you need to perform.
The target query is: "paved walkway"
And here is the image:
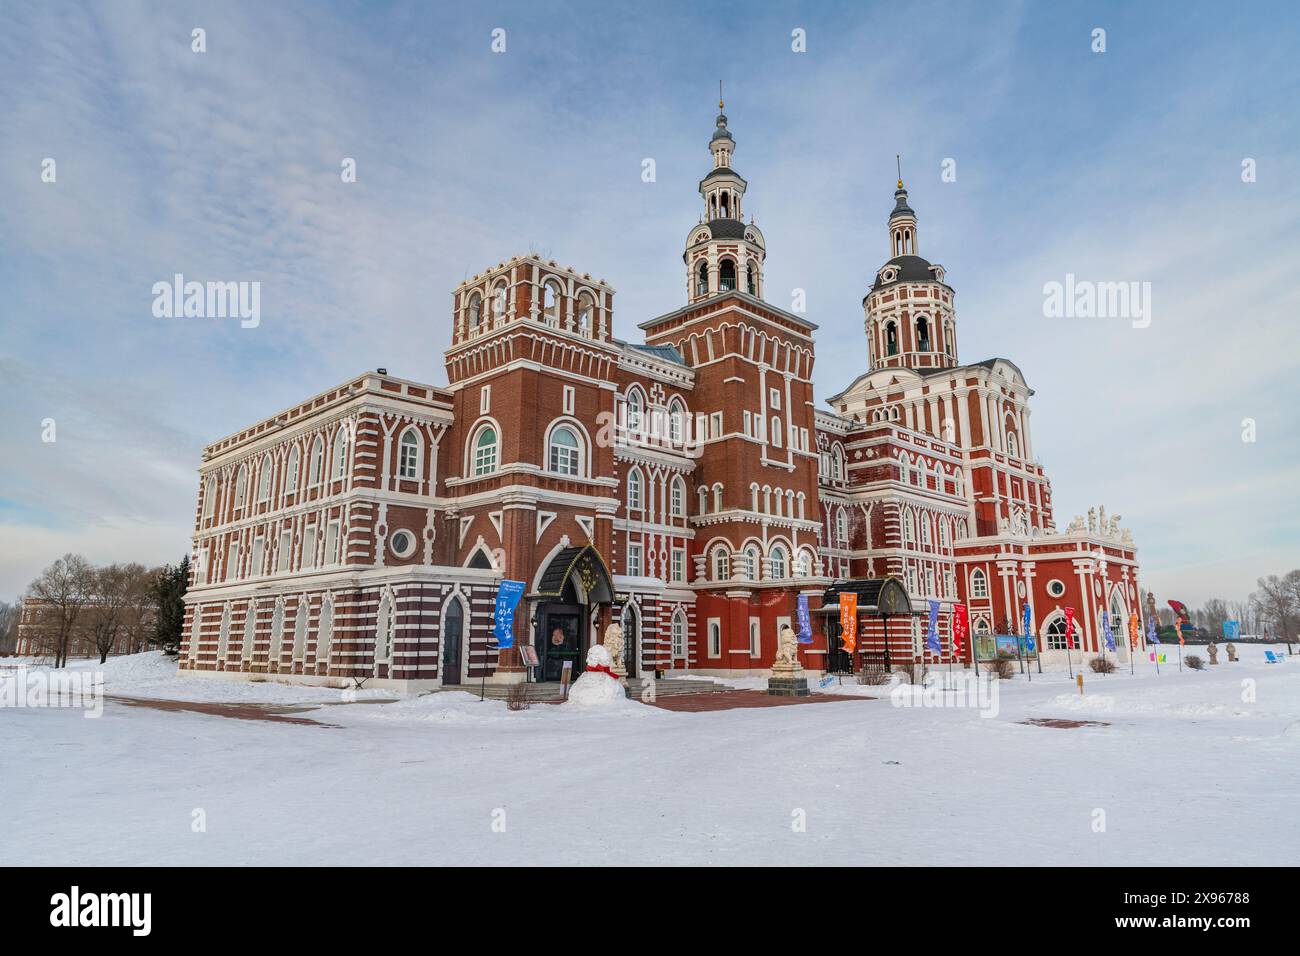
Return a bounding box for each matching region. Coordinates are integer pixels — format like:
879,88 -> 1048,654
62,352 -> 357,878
106,695 -> 341,727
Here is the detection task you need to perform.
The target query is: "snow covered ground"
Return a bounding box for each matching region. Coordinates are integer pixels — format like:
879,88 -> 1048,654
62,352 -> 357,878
2,649 -> 1297,865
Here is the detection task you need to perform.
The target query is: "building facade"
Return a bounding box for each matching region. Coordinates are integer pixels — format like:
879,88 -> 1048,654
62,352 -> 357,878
179,105 -> 1142,690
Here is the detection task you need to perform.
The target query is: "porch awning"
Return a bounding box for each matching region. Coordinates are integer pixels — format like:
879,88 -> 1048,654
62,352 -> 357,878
817,577 -> 914,616
532,544 -> 614,603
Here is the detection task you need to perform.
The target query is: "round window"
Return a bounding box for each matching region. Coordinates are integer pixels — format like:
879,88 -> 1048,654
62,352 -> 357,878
1046,579 -> 1066,598
390,530 -> 417,558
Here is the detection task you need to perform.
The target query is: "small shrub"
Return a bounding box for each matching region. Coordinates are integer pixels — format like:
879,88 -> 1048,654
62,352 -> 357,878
986,656 -> 1015,680
506,682 -> 531,711
899,661 -> 929,685
1185,655 -> 1205,671
1089,656 -> 1117,674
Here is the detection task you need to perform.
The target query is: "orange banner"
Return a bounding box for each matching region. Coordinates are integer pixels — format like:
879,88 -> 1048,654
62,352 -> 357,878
839,593 -> 858,652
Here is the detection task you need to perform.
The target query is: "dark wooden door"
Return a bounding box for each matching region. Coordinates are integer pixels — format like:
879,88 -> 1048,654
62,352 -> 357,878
540,604 -> 584,682
442,599 -> 463,685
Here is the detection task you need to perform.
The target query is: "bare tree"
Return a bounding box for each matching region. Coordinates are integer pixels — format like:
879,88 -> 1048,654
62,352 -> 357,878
0,599 -> 21,654
1252,572 -> 1298,651
27,554 -> 94,668
121,565 -> 160,654
84,564 -> 142,664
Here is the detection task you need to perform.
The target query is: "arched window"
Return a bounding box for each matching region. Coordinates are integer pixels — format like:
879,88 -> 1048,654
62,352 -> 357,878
309,436 -> 325,484
769,545 -> 789,579
713,484 -> 723,512
1006,431 -> 1020,458
696,261 -> 709,297
746,263 -> 757,295
316,599 -> 334,668
216,603 -> 231,661
944,325 -> 954,358
708,620 -> 722,657
719,259 -> 736,292
627,468 -> 644,511
626,388 -> 644,432
398,429 -> 420,479
292,600 -> 308,660
939,519 -> 950,549
548,425 -> 580,476
285,446 -> 300,496
712,547 -> 730,581
576,292 -> 594,336
885,321 -> 899,356
1044,613 -> 1072,650
257,455 -> 273,502
921,515 -> 932,547
472,426 -> 498,476
902,508 -> 916,547
670,477 -> 685,518
542,281 -> 561,327
467,292 -> 483,335
202,477 -> 216,519
241,602 -> 257,662
374,590 -> 395,670
671,610 -> 688,659
916,316 -> 931,352
832,446 -> 845,480
332,428 -> 349,479
836,510 -> 848,546
668,399 -> 685,444
269,597 -> 286,665
771,417 -> 783,448
970,568 -> 989,599
744,545 -> 760,581
719,190 -> 730,218
492,284 -> 507,322
795,549 -> 812,577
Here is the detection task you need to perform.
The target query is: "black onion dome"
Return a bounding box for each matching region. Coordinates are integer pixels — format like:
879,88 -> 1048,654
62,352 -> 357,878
871,254 -> 939,290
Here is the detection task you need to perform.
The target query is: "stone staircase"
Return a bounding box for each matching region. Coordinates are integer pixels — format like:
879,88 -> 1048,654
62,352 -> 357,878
470,677 -> 736,703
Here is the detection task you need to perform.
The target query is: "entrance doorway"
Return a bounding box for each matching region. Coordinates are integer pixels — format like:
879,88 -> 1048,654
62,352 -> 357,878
539,602 -> 584,682
620,603 -> 640,679
442,597 -> 464,685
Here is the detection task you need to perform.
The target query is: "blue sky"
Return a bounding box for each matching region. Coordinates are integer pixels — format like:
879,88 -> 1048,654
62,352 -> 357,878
1,0 -> 1297,606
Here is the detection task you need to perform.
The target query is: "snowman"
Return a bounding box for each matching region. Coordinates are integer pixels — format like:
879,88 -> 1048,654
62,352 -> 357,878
566,643 -> 627,706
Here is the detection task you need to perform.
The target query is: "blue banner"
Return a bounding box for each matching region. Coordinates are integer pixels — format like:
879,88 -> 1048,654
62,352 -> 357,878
1223,620 -> 1240,640
1148,614 -> 1160,645
796,594 -> 812,645
492,579 -> 526,649
1101,611 -> 1115,651
1023,603 -> 1035,652
926,599 -> 941,654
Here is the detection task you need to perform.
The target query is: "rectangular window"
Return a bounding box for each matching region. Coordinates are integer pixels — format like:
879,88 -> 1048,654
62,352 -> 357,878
749,617 -> 761,658
707,618 -> 722,658
626,542 -> 643,578
710,411 -> 722,438
250,537 -> 265,578
324,522 -> 340,566
226,542 -> 239,581
196,548 -> 209,585
800,427 -> 809,451
302,525 -> 317,568
562,385 -> 574,415
769,388 -> 781,410
671,547 -> 686,583
480,385 -> 491,414
743,410 -> 752,436
277,530 -> 293,572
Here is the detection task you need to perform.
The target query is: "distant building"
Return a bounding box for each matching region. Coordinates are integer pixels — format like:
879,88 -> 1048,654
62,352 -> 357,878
14,598 -> 154,658
179,104 -> 1142,690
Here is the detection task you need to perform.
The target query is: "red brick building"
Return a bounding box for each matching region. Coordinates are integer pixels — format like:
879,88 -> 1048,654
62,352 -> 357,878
179,105 -> 1142,689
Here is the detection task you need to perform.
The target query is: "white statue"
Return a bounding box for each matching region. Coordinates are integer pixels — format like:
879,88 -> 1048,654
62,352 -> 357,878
603,621 -> 626,679
772,624 -> 802,672
1108,514 -> 1122,537
1087,507 -> 1096,533
1066,515 -> 1086,533
1098,505 -> 1107,535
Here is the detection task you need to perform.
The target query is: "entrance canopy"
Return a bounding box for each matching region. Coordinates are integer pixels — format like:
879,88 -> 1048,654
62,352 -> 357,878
533,545 -> 614,604
817,578 -> 914,616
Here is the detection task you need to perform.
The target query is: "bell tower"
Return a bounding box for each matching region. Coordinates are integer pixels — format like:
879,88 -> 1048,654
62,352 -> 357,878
683,93 -> 766,304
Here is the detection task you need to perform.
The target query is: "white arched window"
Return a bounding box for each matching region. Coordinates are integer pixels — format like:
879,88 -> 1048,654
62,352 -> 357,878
285,446 -> 300,496
216,603 -> 231,661
795,549 -> 812,577
257,455 -> 273,502
921,515 -> 932,547
1044,613 -> 1072,650
713,484 -> 723,512
769,545 -> 789,580
576,292 -> 594,336
234,466 -> 248,512
548,425 -> 581,476
1007,431 -> 1020,458
626,388 -> 644,433
671,610 -> 688,659
316,598 -> 334,668
712,547 -> 730,581
471,426 -> 498,476
332,427 -> 349,479
668,399 -> 685,444
836,509 -> 848,546
542,281 -> 561,327
902,509 -> 916,547
970,568 -> 989,599
269,597 -> 286,664
467,292 -> 483,335
374,589 -> 396,670
744,545 -> 760,581
627,468 -> 644,511
491,284 -> 507,322
240,602 -> 257,662
292,600 -> 308,660
770,417 -> 783,448
309,437 -> 325,485
398,429 -> 420,480
670,477 -> 685,518
202,477 -> 216,519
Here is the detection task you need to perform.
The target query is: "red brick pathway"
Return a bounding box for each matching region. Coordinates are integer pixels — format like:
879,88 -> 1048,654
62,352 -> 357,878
106,695 -> 340,727
647,690 -> 875,712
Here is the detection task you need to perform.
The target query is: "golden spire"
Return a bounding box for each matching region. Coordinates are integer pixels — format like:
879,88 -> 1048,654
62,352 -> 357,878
719,80 -> 724,110
896,154 -> 903,189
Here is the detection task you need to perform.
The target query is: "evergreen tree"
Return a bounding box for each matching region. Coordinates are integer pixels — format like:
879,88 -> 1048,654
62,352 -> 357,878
152,555 -> 190,655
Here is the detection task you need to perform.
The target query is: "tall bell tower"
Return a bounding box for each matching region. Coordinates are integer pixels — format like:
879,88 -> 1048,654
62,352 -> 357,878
683,95 -> 766,303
